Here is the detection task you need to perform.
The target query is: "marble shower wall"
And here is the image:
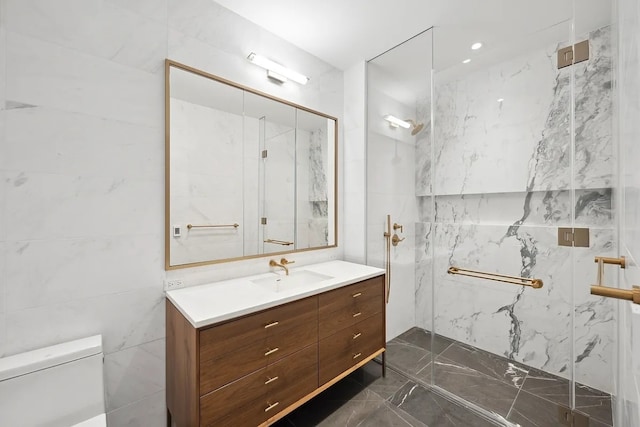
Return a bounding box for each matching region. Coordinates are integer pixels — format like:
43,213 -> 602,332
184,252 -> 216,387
416,26 -> 615,393
0,0 -> 344,425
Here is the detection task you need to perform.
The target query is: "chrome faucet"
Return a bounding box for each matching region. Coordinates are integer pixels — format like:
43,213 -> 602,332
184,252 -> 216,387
269,258 -> 295,275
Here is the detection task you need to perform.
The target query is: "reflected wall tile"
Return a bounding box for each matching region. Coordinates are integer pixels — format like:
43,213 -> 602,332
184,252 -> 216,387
5,0 -> 167,74
4,172 -> 163,241
5,286 -> 165,355
105,339 -> 165,412
5,235 -> 164,311
6,32 -> 163,128
106,390 -> 166,427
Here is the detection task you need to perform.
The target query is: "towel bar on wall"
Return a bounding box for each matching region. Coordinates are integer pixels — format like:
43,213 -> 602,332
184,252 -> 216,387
447,266 -> 543,289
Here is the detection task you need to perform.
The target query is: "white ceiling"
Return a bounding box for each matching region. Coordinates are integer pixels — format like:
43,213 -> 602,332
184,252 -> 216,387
213,0 -> 612,71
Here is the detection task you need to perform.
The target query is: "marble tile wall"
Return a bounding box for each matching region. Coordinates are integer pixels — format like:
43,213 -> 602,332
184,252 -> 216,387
169,99 -> 245,264
617,0 -> 640,423
0,0 -> 344,424
367,83 -> 418,341
416,26 -> 615,393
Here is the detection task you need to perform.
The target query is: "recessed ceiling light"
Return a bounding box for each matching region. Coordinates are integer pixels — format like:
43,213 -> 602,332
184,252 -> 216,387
471,42 -> 483,50
497,98 -> 504,102
462,59 -> 471,64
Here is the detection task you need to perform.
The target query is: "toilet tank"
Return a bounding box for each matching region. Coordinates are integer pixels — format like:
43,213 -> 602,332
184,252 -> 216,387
0,335 -> 106,427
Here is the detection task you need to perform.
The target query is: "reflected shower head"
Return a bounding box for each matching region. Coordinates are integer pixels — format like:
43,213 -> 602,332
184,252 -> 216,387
404,119 -> 425,136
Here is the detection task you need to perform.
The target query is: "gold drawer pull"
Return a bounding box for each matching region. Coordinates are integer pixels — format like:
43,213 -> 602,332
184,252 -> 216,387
264,376 -> 279,385
264,321 -> 279,329
352,312 -> 362,318
353,352 -> 362,359
352,292 -> 362,298
353,332 -> 362,340
265,402 -> 280,412
264,347 -> 279,356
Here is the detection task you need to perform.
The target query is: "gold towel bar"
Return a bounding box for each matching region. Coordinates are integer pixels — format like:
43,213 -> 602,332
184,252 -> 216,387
187,223 -> 239,229
591,285 -> 640,304
264,239 -> 294,246
447,266 -> 543,289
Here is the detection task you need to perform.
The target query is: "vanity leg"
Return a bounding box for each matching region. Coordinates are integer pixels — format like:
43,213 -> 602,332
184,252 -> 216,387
382,351 -> 386,378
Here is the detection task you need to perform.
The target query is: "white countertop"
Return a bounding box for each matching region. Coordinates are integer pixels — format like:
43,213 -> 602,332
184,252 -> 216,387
166,260 -> 385,328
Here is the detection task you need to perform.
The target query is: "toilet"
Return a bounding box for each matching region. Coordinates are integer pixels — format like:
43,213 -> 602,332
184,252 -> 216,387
0,335 -> 107,426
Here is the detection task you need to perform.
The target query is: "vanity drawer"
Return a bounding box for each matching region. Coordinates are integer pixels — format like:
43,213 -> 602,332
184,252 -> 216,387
199,308 -> 317,394
200,344 -> 317,426
319,292 -> 382,340
318,276 -> 383,317
319,312 -> 384,385
199,296 -> 317,362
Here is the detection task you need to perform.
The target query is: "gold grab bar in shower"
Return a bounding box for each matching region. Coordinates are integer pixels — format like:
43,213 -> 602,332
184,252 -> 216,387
591,285 -> 640,304
187,223 -> 239,229
264,239 -> 294,246
447,266 -> 543,289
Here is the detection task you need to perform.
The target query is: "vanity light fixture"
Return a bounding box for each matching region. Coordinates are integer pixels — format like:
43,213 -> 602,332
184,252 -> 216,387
383,115 -> 411,129
471,42 -> 483,50
247,52 -> 309,85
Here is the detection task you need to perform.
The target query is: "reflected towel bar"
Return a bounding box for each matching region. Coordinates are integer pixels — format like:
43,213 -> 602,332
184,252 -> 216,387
264,239 -> 294,246
447,266 -> 543,289
187,223 -> 239,229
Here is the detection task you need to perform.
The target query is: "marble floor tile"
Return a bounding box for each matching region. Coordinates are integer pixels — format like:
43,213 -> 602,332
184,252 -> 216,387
350,361 -> 410,399
385,339 -> 432,376
357,401 -> 429,427
414,362 -> 432,386
279,377 -> 386,427
520,366 -> 570,407
508,389 -> 564,427
389,382 -> 497,427
439,343 -> 528,388
395,327 -> 454,354
432,357 -> 520,417
575,383 -> 613,426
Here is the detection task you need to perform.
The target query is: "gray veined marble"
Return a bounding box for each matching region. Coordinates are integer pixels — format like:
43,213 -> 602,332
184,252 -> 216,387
414,24 -> 615,397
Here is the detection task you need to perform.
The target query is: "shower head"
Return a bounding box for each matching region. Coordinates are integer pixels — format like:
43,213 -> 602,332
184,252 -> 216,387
404,119 -> 425,136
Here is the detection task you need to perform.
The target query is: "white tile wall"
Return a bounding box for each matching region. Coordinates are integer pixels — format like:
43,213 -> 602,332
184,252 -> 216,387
617,0 -> 640,422
0,1 -> 344,424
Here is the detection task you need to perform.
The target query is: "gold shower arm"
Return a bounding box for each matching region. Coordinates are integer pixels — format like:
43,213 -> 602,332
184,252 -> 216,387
447,266 -> 543,289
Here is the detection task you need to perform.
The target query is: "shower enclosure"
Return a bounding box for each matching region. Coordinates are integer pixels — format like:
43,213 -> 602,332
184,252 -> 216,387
367,2 -> 619,425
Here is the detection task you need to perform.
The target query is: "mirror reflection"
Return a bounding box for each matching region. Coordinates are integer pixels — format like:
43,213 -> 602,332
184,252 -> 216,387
166,61 -> 337,269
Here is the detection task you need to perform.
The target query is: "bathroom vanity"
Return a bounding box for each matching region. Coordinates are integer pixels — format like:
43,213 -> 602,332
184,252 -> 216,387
165,260 -> 386,427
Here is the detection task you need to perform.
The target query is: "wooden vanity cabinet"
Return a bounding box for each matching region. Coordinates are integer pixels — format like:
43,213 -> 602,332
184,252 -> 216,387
166,274 -> 385,427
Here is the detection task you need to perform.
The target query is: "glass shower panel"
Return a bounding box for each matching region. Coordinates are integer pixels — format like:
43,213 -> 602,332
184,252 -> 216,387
572,2 -> 617,425
366,29 -> 433,378
431,12 -> 576,421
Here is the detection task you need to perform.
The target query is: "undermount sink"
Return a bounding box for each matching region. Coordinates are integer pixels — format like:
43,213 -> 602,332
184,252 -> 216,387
252,270 -> 334,292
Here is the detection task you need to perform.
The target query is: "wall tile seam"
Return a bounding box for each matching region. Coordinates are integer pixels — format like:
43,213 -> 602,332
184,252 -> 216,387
1,234 -> 164,246
2,286 -> 164,319
1,106 -> 165,133
105,388 -> 165,417
4,27 -> 167,77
